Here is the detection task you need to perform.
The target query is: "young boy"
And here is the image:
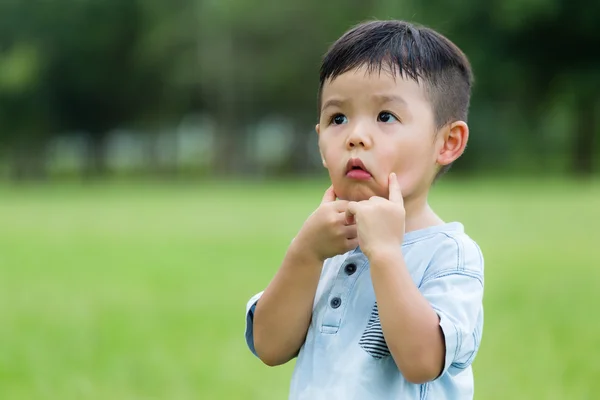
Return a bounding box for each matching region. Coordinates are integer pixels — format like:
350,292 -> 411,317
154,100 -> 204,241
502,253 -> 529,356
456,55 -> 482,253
244,20 -> 484,399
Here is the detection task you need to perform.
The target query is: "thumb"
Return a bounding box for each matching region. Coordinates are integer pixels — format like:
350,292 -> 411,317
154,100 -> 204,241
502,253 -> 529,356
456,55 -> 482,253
388,173 -> 403,204
321,185 -> 337,203
345,201 -> 358,225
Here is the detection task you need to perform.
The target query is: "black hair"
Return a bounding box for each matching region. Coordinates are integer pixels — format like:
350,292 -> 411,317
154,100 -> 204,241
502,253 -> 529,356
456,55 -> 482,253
318,20 -> 474,178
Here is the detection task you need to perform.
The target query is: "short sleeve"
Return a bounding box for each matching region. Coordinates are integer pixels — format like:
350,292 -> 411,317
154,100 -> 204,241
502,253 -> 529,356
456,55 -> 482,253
244,291 -> 264,357
419,235 -> 484,378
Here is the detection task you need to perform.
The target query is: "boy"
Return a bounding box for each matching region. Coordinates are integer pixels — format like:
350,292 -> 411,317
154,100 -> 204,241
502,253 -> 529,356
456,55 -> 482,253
244,20 -> 484,399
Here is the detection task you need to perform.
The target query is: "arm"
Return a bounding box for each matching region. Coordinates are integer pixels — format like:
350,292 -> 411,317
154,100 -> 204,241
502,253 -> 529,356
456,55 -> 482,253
346,173 -> 483,384
252,243 -> 324,366
370,240 -> 484,384
369,249 -> 444,383
247,186 -> 358,366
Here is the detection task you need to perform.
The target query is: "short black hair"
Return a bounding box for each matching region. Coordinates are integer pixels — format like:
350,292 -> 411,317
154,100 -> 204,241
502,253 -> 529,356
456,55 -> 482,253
318,20 -> 473,178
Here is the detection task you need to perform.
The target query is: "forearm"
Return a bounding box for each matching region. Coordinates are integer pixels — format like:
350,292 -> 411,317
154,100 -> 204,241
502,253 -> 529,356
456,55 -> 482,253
253,243 -> 323,366
369,248 -> 445,384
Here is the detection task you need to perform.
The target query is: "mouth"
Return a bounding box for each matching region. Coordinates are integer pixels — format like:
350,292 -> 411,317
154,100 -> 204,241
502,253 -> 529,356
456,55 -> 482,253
345,158 -> 372,180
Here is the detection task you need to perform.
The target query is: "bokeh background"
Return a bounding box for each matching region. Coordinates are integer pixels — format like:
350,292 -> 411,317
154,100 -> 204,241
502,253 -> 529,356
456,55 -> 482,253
1,1 -> 599,399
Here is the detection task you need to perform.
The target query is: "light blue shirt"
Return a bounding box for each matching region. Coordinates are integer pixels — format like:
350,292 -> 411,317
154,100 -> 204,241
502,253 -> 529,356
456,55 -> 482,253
245,222 -> 484,399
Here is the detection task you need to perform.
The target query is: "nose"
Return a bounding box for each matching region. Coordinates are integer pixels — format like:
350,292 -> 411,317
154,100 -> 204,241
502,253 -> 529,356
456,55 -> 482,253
346,120 -> 372,150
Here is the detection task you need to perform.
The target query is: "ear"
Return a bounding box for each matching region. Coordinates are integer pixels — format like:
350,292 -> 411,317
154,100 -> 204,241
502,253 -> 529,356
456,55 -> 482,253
436,121 -> 469,166
316,123 -> 327,168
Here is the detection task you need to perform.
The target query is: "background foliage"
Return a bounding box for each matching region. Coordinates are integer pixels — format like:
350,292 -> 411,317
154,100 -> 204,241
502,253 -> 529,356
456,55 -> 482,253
1,0 -> 598,180
1,1 -> 598,399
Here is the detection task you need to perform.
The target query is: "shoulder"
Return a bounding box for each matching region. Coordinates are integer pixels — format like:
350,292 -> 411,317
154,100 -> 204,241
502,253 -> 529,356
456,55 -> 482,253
404,222 -> 484,284
433,228 -> 483,272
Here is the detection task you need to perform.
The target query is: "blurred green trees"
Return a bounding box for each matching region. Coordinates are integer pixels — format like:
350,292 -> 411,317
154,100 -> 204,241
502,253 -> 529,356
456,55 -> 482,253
0,0 -> 598,180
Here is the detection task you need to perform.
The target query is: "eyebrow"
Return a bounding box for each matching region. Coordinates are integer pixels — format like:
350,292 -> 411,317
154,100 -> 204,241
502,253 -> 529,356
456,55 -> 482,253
321,95 -> 407,112
321,98 -> 346,112
372,94 -> 407,106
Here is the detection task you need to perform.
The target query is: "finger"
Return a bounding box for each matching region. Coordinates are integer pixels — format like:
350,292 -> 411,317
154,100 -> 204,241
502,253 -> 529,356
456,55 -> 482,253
333,200 -> 349,212
368,196 -> 386,203
335,211 -> 355,226
345,212 -> 355,226
345,201 -> 359,224
346,201 -> 359,214
321,185 -> 337,203
388,173 -> 403,204
334,211 -> 351,224
343,225 -> 357,239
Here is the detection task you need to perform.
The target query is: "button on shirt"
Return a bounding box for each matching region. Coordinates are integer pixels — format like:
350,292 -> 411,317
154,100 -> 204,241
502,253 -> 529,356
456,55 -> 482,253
344,263 -> 357,275
245,222 -> 484,400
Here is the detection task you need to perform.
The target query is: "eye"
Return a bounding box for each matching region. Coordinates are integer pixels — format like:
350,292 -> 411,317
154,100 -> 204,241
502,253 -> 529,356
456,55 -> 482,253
330,114 -> 348,125
378,111 -> 398,123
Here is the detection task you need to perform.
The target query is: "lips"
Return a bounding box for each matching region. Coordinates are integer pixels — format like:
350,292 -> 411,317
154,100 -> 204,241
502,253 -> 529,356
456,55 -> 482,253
345,158 -> 372,180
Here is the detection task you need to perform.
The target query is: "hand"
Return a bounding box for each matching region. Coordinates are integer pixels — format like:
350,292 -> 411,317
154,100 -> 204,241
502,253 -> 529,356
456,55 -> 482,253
294,185 -> 358,261
345,173 -> 406,258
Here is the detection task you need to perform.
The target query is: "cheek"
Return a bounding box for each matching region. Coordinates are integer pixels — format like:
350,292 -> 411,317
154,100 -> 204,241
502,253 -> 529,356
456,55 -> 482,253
398,134 -> 435,165
389,139 -> 435,187
322,146 -> 342,170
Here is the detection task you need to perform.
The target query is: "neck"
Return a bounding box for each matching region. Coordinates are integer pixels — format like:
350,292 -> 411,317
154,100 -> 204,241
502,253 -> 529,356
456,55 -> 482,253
403,191 -> 444,233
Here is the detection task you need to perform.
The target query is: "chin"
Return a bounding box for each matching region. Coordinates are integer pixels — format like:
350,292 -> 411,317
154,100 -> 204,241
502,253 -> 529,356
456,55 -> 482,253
335,183 -> 378,202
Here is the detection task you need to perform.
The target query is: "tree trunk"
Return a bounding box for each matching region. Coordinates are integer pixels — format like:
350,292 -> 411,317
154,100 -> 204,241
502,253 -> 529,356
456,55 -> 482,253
212,119 -> 245,175
288,119 -> 317,175
85,132 -> 109,179
9,137 -> 48,182
572,95 -> 597,175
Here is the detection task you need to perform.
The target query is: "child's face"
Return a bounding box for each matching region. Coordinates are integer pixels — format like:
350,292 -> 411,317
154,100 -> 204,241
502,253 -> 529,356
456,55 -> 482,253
317,65 -> 444,202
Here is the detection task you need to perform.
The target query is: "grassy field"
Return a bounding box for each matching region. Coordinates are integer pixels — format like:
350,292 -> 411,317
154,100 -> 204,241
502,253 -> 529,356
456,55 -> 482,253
0,177 -> 599,399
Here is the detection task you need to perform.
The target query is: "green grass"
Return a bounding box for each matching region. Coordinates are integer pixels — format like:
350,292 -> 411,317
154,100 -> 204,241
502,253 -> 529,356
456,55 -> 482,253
0,177 -> 599,399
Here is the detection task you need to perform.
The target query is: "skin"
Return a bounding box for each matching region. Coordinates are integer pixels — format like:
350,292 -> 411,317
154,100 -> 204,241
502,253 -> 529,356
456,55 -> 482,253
253,64 -> 468,384
252,186 -> 358,366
